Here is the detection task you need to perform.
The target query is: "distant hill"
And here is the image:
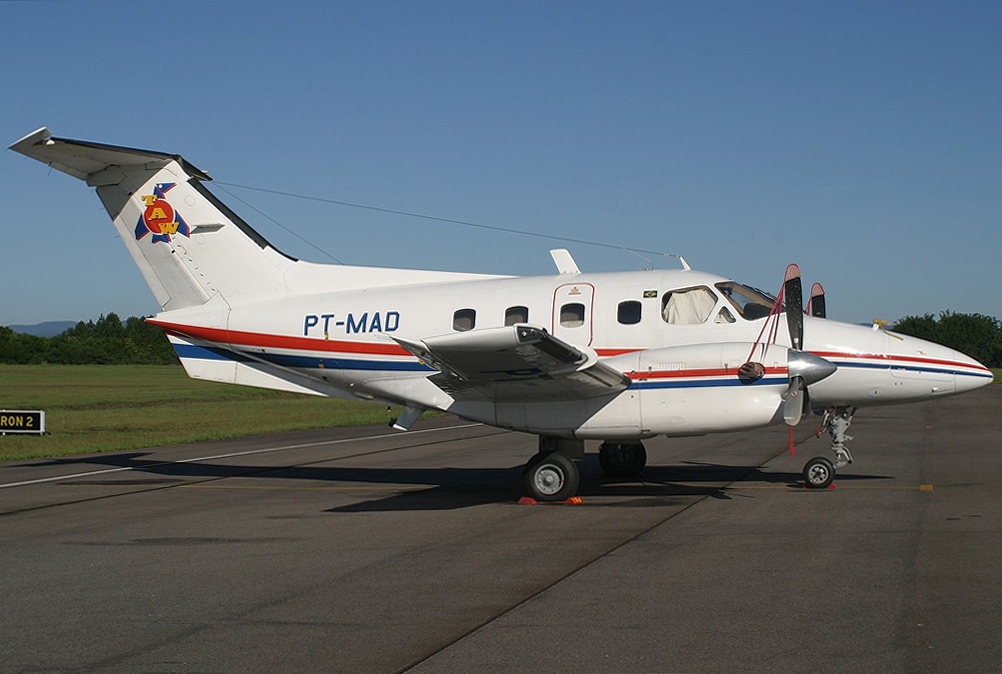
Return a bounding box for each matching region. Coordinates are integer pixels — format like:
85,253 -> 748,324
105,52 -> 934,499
7,321 -> 78,337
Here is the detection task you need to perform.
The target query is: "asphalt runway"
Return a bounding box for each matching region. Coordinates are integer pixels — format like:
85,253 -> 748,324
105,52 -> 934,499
2,387 -> 999,674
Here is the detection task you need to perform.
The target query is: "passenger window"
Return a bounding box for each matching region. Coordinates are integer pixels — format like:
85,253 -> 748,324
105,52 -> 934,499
617,300 -> 642,325
560,303 -> 586,328
505,306 -> 529,326
661,286 -> 717,324
453,308 -> 476,332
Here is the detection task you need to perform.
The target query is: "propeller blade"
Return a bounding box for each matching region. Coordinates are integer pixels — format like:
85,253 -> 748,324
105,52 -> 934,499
782,376 -> 808,426
809,282 -> 826,318
784,264 -> 803,351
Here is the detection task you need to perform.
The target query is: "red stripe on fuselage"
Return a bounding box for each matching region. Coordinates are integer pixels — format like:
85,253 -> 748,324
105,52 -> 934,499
812,350 -> 990,373
595,347 -> 640,357
627,366 -> 786,381
147,319 -> 411,356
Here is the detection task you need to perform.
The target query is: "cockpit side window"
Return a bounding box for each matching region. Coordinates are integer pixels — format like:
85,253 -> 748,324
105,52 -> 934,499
715,282 -> 776,320
661,286 -> 717,324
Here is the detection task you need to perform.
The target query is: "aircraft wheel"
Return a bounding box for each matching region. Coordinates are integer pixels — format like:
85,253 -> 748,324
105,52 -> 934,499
803,456 -> 836,489
523,451 -> 579,502
599,442 -> 647,478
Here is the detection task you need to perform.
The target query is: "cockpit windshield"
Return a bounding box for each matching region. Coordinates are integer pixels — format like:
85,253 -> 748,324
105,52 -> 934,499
715,282 -> 777,320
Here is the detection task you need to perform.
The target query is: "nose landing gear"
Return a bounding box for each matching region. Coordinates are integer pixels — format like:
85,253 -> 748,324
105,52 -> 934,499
803,406 -> 856,489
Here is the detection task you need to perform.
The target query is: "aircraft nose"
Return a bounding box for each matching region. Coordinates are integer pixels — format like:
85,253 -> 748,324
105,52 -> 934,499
886,332 -> 994,398
951,349 -> 995,394
923,340 -> 994,394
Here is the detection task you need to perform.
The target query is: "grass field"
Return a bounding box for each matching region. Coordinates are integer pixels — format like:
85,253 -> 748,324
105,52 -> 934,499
0,365 -> 402,462
2,364 -> 997,463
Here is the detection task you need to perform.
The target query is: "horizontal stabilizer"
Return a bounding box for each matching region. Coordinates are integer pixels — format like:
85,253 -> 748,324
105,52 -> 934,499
9,127 -> 210,183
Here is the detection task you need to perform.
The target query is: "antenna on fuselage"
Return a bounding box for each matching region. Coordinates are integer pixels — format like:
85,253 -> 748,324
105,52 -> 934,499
550,249 -> 581,274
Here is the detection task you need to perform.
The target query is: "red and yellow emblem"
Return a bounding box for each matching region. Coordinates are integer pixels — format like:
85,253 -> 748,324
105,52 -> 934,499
135,183 -> 190,244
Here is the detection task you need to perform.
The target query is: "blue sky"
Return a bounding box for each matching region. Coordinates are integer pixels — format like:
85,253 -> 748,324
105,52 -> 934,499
3,1 -> 1000,326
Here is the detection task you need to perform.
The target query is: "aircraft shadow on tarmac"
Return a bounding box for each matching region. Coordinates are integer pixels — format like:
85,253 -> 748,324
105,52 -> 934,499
37,453 -> 892,512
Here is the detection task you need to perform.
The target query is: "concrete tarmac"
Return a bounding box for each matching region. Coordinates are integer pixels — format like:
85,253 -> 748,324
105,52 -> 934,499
1,387 -> 999,673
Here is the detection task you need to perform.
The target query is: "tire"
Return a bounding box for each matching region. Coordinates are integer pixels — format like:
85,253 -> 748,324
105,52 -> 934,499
598,442 -> 647,478
522,451 -> 580,502
803,456 -> 836,489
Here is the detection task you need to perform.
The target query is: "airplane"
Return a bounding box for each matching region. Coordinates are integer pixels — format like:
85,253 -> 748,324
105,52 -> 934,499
10,127 -> 994,502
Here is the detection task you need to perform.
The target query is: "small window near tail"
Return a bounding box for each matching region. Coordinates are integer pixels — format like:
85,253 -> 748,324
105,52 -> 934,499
505,306 -> 529,326
453,308 -> 476,332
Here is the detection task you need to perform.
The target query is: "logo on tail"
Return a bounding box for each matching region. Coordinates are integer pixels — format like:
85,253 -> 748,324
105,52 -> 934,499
135,183 -> 190,244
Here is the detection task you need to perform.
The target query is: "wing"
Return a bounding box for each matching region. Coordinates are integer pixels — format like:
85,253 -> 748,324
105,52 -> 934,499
393,325 -> 630,402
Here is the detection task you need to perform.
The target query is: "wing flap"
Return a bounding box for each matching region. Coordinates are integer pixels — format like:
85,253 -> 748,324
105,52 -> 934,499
393,325 -> 630,402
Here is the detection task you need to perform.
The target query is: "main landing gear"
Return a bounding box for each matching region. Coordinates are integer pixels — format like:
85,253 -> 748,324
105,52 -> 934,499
521,438 -> 649,502
522,436 -> 582,501
803,406 -> 856,489
598,442 -> 647,479
522,451 -> 579,502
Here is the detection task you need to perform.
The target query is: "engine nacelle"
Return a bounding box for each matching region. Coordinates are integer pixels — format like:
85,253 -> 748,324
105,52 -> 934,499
628,342 -> 792,437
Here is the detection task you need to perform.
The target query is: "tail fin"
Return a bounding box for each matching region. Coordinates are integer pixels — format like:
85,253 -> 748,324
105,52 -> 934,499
10,128 -> 294,311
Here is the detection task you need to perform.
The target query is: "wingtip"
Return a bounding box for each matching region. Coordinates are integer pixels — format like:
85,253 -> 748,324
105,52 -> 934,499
9,127 -> 52,153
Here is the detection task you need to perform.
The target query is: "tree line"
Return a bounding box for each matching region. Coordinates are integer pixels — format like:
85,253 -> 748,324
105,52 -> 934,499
1,310 -> 999,368
0,313 -> 178,365
891,312 -> 1002,369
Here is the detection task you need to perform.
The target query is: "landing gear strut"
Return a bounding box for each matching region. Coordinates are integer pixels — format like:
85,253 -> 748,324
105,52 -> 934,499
803,406 -> 856,489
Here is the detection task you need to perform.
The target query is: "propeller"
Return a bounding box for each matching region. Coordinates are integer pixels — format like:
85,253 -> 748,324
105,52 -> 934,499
784,264 -> 804,350
738,265 -> 836,424
809,282 -> 826,318
781,265 -> 836,426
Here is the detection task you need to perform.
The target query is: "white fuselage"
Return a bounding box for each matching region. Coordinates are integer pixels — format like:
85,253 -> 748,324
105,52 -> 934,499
155,266 -> 992,440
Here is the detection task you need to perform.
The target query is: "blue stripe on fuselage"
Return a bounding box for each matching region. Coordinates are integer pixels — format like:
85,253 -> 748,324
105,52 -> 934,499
630,376 -> 788,390
173,343 -> 432,372
828,359 -> 993,379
